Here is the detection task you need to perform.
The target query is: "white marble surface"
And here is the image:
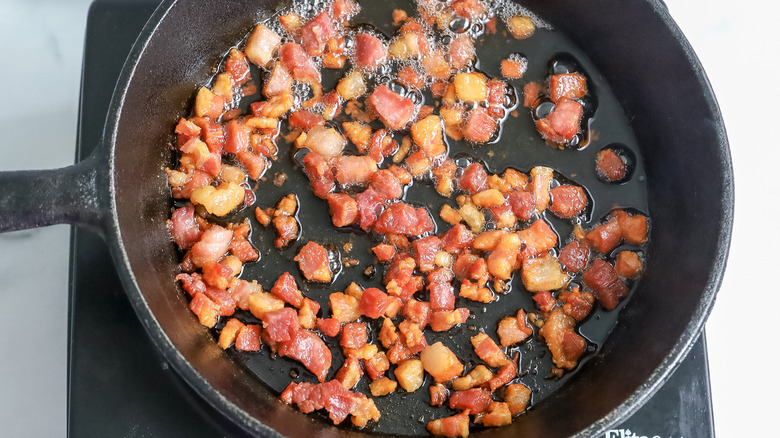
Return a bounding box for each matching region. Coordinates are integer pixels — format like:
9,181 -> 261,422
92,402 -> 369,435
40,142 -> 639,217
0,0 -> 777,436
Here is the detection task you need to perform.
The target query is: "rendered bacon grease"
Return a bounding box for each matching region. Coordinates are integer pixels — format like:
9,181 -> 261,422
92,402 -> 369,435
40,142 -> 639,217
167,0 -> 649,435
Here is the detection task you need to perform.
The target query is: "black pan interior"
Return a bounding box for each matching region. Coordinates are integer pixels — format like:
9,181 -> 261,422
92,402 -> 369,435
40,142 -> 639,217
107,0 -> 731,437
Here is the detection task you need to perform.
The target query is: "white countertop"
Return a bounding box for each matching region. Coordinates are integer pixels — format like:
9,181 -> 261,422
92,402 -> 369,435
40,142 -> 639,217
0,0 -> 777,436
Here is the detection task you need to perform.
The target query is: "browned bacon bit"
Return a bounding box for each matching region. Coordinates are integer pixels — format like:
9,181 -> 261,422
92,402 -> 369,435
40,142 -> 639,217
429,383 -> 449,407
281,380 -> 380,426
550,73 -> 588,103
488,356 -> 518,392
427,411 -> 469,438
616,209 -> 648,244
615,250 -> 643,278
583,258 -> 628,310
560,288 -> 594,321
471,333 -> 509,367
278,329 -> 332,382
584,216 -> 622,254
596,148 -> 626,182
497,309 -> 533,347
474,401 -> 512,427
549,185 -> 588,218
536,99 -> 584,145
504,383 -> 532,415
539,308 -> 586,370
558,240 -> 590,273
450,388 -> 492,414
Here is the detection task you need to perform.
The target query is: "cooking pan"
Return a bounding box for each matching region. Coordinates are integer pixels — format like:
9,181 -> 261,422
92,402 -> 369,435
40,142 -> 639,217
0,0 -> 732,436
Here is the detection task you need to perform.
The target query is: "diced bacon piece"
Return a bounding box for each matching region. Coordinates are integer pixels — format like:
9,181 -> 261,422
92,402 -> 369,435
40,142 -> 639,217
228,279 -> 261,310
505,383 -> 532,415
561,289 -> 594,321
487,233 -> 521,281
301,12 -> 336,56
364,351 -> 390,380
533,290 -> 556,312
497,309 -> 533,347
521,253 -> 570,292
304,126 -> 345,159
404,149 -> 433,177
340,322 -> 368,350
440,223 -> 473,253
356,188 -> 385,231
219,318 -> 245,349
550,73 -> 588,103
596,148 -> 627,181
518,218 -> 558,259
202,261 -> 236,290
374,203 -> 433,236
429,308 -> 469,332
248,292 -> 285,319
427,412 -> 469,438
398,320 -> 428,354
539,308 -> 586,370
168,204 -> 202,250
279,43 -> 320,83
337,356 -> 364,390
272,215 -> 299,249
615,250 -> 643,278
471,189 -> 505,208
354,33 -> 387,70
462,107 -> 497,143
451,0 -> 485,18
194,87 -> 225,119
530,166 -> 553,214
298,298 -> 319,329
413,236 -> 440,273
303,151 -> 336,198
558,240 -> 590,273
459,163 -> 487,194
584,218 -> 622,254
180,138 -> 221,177
330,0 -> 360,22
378,318 -> 398,349
501,57 -> 527,79
583,258 -> 628,310
449,388 -> 491,414
427,267 -> 454,284
448,34 -> 474,70
487,79 -> 506,107
263,61 -> 293,97
225,49 -> 250,85
270,272 -> 303,307
616,210 -> 648,244
175,118 -> 201,146
262,307 -> 300,342
397,65 -> 426,89
370,169 -> 403,200
394,359 -> 425,392
317,317 -> 342,337
411,115 -> 447,158
237,150 -> 266,180
428,282 -> 455,312
401,298 -> 430,328
523,81 -> 543,108
190,225 -> 232,267
421,342 -> 463,383
371,243 -> 396,262
329,292 -> 361,323
488,358 -> 517,391
278,329 -> 332,382
245,24 -> 281,67
334,155 -> 378,186
358,287 -> 390,319
281,380 -> 379,426
189,292 -> 219,327
536,99 -> 583,144
295,241 -> 333,283
475,230 -> 506,252
288,109 -> 324,131
176,272 -> 207,297
475,401 -> 512,427
235,324 -> 262,351
326,193 -> 358,227
367,85 -> 415,130
471,333 -> 509,367
550,185 -> 588,218
430,383 -> 449,407
507,190 -> 534,221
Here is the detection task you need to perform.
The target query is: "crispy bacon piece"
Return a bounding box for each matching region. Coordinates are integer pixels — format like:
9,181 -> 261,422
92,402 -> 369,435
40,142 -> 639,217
281,380 -> 380,426
354,33 -> 387,70
583,258 -> 628,310
327,193 -> 359,227
430,383 -> 449,407
278,329 -> 332,382
550,73 -> 588,103
616,210 -> 648,244
536,99 -> 583,144
558,240 -> 590,273
532,290 -> 556,312
367,85 -> 415,130
219,318 -> 245,349
497,309 -> 533,347
224,119 -> 249,154
295,241 -> 333,283
549,185 -> 588,218
471,333 -> 509,367
539,308 -> 586,370
615,250 -> 643,278
263,62 -> 293,97
523,81 -> 543,108
337,356 -> 364,390
341,322 -> 368,349
488,357 -> 517,391
225,49 -> 250,85
189,292 -> 219,327
521,253 -> 570,292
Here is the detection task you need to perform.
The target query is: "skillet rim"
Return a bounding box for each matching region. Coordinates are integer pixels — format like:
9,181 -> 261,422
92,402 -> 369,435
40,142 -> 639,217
100,0 -> 734,436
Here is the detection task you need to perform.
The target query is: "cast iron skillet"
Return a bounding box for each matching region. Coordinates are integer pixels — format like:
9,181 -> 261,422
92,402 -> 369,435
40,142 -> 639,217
0,0 -> 732,436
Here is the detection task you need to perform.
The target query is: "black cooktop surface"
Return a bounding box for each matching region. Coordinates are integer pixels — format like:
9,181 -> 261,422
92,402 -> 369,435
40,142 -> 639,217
67,1 -> 715,436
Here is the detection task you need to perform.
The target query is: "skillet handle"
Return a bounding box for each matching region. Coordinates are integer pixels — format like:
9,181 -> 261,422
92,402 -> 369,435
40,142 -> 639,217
0,154 -> 107,234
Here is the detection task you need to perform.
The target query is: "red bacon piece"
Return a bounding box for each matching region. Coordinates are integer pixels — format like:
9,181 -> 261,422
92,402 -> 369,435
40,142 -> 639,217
281,380 -> 379,426
289,109 -> 325,131
413,236 -> 440,273
536,99 -> 583,144
341,322 -> 368,349
279,43 -> 321,83
301,12 -> 336,56
440,223 -> 474,253
295,241 -> 333,283
458,163 -> 487,194
558,240 -> 590,273
303,152 -> 336,199
235,324 -> 261,351
583,258 -> 628,310
354,33 -> 387,71
270,272 -> 303,307
462,107 -> 497,143
169,204 -> 202,250
367,85 -> 415,130
370,169 -> 403,200
549,185 -> 587,218
359,287 -> 391,319
449,388 -> 491,413
356,188 -> 385,231
550,73 -> 588,103
334,155 -> 378,186
327,193 -> 359,227
191,225 -> 232,266
278,329 -> 332,382
317,317 -> 342,337
263,308 -> 300,342
429,282 -> 455,312
374,203 -> 434,236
